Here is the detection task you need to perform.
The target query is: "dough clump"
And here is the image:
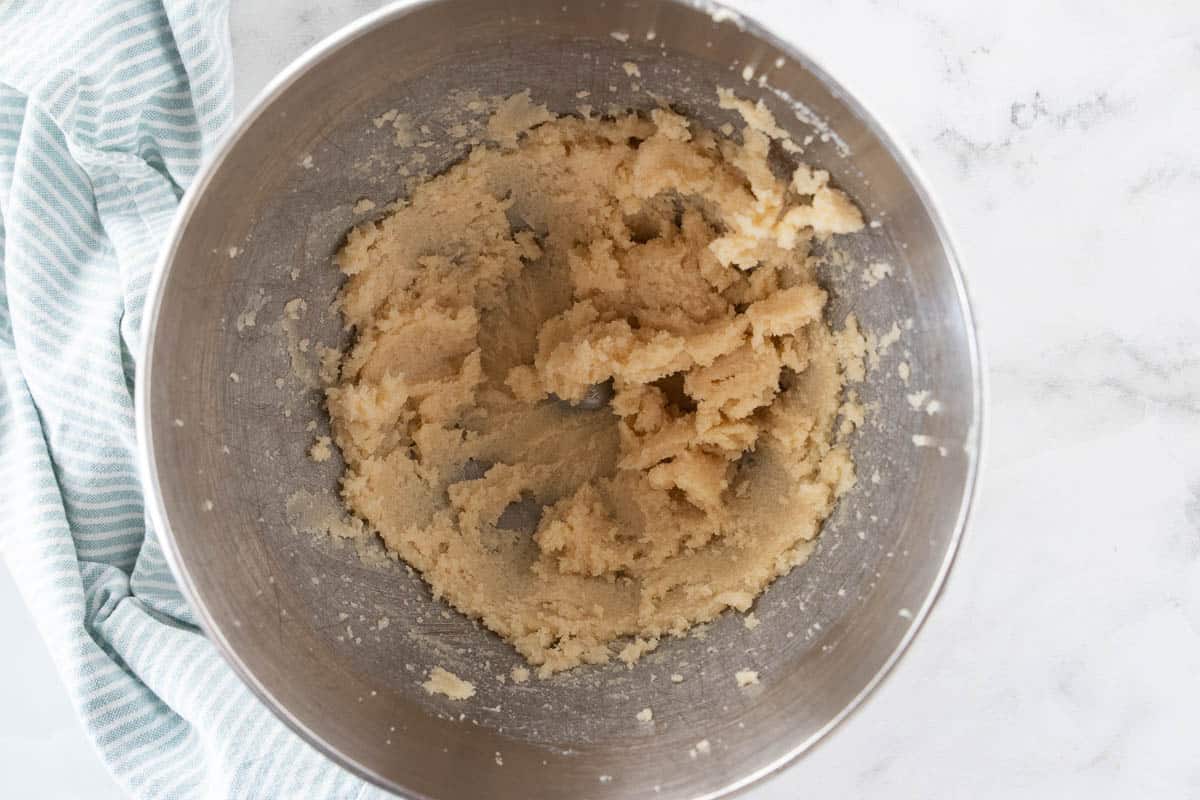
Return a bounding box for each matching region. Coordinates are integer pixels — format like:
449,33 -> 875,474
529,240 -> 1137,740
328,93 -> 865,676
422,666 -> 476,700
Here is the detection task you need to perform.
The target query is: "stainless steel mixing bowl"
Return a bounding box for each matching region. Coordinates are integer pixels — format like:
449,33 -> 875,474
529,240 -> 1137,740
137,1 -> 983,797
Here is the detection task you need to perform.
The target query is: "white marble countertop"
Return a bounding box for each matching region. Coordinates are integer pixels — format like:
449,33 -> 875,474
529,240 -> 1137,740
4,1 -> 1199,797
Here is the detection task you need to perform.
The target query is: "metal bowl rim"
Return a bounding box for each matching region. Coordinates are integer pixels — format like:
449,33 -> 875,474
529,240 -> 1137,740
134,1 -> 987,797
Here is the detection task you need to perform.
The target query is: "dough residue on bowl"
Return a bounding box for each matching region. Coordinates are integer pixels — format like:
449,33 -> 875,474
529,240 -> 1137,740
422,666 -> 476,700
735,668 -> 760,687
324,91 -> 866,676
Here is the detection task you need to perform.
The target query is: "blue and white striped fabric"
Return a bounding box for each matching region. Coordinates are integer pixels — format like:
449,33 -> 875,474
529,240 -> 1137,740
0,2 -> 387,797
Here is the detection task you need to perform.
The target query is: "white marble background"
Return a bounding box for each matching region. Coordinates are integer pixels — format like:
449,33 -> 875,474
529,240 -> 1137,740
4,0 -> 1199,797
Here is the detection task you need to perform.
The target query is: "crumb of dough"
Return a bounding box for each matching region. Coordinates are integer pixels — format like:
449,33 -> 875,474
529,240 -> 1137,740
636,707 -> 653,722
318,346 -> 342,386
510,666 -> 530,684
695,739 -> 711,755
610,31 -> 629,42
623,62 -> 641,78
906,390 -> 930,411
897,361 -> 911,385
353,198 -> 376,214
486,89 -> 555,149
878,322 -> 903,351
229,372 -> 240,383
670,673 -> 684,683
741,65 -> 754,82
735,669 -> 760,687
743,612 -> 760,630
862,261 -> 892,288
618,637 -> 659,667
310,436 -> 333,462
717,87 -> 787,139
327,91 -> 865,676
202,499 -> 213,512
839,391 -> 865,437
227,246 -> 241,258
300,154 -> 313,169
867,322 -> 903,369
422,666 -> 476,700
283,297 -> 307,320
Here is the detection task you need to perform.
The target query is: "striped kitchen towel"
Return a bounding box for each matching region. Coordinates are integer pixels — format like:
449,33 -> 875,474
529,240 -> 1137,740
0,1 -> 388,797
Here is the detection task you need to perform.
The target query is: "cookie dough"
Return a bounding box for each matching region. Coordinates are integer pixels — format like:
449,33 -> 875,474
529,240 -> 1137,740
422,666 -> 476,700
327,92 -> 865,676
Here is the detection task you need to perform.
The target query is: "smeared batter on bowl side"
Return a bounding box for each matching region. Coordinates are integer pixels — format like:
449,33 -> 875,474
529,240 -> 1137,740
325,91 -> 866,676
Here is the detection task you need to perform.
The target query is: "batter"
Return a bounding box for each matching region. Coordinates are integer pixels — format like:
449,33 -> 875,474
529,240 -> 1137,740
326,91 -> 865,676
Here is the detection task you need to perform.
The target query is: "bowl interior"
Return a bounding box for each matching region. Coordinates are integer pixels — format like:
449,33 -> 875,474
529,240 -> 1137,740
142,1 -> 980,798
